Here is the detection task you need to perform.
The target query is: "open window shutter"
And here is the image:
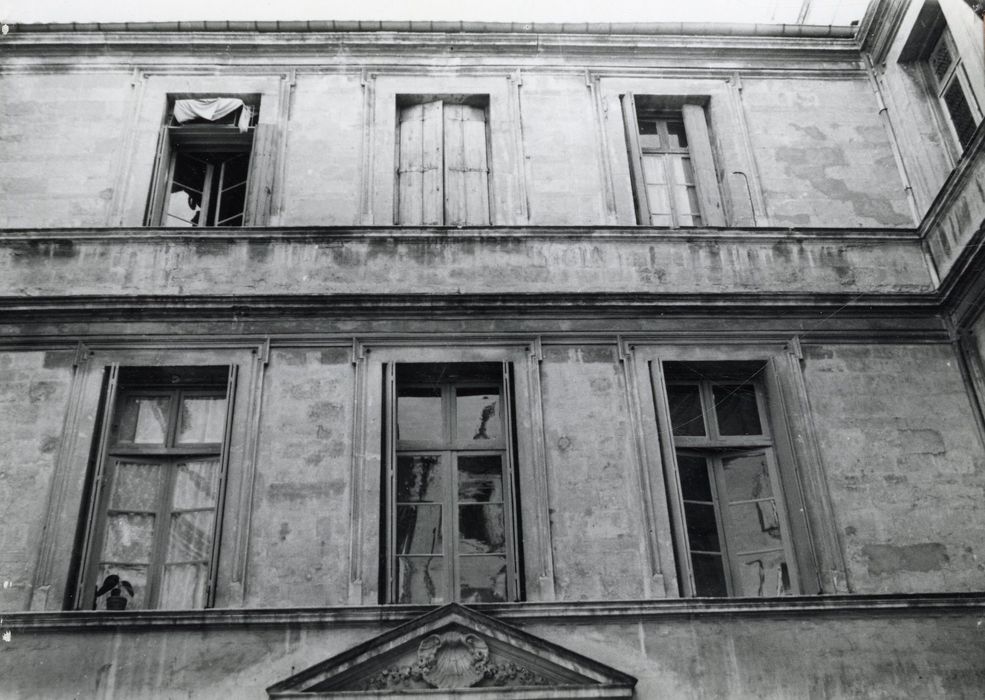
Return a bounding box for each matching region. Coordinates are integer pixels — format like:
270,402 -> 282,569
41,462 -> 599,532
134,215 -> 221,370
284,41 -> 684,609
383,363 -> 398,602
681,104 -> 725,226
145,128 -> 173,226
620,93 -> 652,225
243,123 -> 275,226
397,101 -> 444,225
443,104 -> 490,225
205,364 -> 238,607
75,364 -> 120,609
764,357 -> 820,595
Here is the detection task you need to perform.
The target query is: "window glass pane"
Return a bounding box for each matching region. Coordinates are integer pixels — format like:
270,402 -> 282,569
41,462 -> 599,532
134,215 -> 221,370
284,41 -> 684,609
216,183 -> 247,226
166,511 -> 216,562
102,513 -> 155,563
177,397 -> 227,444
95,564 -> 148,610
166,154 -> 208,226
722,452 -> 773,503
734,551 -> 789,597
637,118 -> 659,136
943,81 -> 977,149
458,504 -> 506,553
456,387 -> 501,443
397,387 -> 443,443
110,462 -> 164,511
683,502 -> 720,552
117,396 -> 171,444
646,187 -> 672,218
666,385 -> 705,436
690,553 -> 727,597
172,458 -> 221,509
397,556 -> 446,604
667,120 -> 688,148
459,556 -> 508,602
930,35 -> 953,82
727,501 -> 782,554
713,384 -> 763,435
676,453 -> 713,502
641,155 -> 667,184
457,455 -> 503,503
159,563 -> 208,609
396,504 -> 443,554
397,455 -> 443,502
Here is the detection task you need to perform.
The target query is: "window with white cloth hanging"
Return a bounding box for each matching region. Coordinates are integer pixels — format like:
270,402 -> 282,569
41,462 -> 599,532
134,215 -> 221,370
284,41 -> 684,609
79,365 -> 236,611
147,96 -> 262,228
396,96 -> 491,226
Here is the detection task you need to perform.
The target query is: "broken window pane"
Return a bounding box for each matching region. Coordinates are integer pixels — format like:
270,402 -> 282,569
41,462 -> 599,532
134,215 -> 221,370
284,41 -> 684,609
396,504 -> 443,555
459,555 -> 508,602
397,455 -> 443,502
456,387 -> 501,443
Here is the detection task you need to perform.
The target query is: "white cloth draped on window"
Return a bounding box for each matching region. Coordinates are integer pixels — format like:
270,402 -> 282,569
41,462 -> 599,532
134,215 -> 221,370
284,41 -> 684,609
173,97 -> 252,133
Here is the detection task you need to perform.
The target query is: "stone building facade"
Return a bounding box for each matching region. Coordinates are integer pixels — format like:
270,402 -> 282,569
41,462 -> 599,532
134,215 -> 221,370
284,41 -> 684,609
1,0 -> 984,697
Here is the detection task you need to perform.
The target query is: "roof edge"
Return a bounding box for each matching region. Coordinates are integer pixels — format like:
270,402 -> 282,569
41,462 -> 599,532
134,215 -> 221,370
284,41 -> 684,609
4,19 -> 858,39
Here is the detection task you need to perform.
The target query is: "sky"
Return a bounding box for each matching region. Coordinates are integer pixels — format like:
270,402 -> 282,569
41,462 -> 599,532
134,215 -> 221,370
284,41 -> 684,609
1,0 -> 871,26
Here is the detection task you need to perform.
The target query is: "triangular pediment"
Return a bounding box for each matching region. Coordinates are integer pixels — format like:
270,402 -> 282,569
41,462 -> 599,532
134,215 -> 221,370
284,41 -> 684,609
267,604 -> 636,698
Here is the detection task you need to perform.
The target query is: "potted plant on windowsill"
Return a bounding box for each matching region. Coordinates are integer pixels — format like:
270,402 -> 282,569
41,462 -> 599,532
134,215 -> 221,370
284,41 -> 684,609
95,574 -> 135,610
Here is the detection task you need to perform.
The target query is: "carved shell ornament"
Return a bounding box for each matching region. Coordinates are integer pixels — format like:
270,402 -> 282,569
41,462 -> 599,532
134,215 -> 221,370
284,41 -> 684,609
419,632 -> 489,689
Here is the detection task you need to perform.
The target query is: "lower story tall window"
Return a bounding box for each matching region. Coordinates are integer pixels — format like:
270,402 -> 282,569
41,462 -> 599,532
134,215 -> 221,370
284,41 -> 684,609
385,362 -> 520,604
662,362 -> 797,597
80,366 -> 234,610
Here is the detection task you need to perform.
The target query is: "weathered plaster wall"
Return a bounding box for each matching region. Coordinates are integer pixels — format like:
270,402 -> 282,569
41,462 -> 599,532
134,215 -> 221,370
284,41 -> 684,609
740,77 -> 913,227
802,343 -> 985,593
1,610 -> 982,698
0,351 -> 74,611
246,348 -> 354,606
280,74 -> 364,226
539,346 -> 648,599
924,133 -> 985,280
519,73 -> 606,225
0,231 -> 934,299
0,73 -> 132,228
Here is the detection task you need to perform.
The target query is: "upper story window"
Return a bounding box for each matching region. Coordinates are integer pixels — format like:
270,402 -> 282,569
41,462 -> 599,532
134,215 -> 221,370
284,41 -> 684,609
396,96 -> 491,226
385,362 -> 521,604
148,97 -> 259,228
622,95 -> 725,227
79,366 -> 235,610
661,362 -> 800,597
927,28 -> 982,152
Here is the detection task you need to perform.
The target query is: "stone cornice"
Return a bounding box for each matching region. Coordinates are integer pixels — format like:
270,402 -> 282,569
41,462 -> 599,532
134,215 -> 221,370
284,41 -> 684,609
2,593 -> 982,631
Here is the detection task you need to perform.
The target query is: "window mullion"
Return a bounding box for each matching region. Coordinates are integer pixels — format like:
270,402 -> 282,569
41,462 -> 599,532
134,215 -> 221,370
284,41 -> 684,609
447,448 -> 458,605
707,454 -> 735,597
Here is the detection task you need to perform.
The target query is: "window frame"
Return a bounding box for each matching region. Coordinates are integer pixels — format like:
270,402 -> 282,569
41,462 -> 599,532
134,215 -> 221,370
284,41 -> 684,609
926,27 -> 983,153
621,93 -> 725,227
75,365 -> 237,611
383,362 -> 522,605
145,95 -> 261,228
662,374 -> 800,597
637,350 -> 833,598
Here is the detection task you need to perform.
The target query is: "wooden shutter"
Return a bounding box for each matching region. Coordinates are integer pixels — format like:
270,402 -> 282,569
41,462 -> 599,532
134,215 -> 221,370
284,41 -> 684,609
243,122 -> 276,226
145,128 -> 173,226
681,104 -> 725,226
205,364 -> 238,606
443,104 -> 490,225
620,93 -> 651,225
75,364 -> 121,608
397,101 -> 444,225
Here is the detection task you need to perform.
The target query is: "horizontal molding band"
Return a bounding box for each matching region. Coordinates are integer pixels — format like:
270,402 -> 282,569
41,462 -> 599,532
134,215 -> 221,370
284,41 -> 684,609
3,592 -> 983,632
0,225 -> 923,243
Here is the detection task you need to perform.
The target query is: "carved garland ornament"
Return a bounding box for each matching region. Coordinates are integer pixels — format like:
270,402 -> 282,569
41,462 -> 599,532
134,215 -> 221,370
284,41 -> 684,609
357,631 -> 551,690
